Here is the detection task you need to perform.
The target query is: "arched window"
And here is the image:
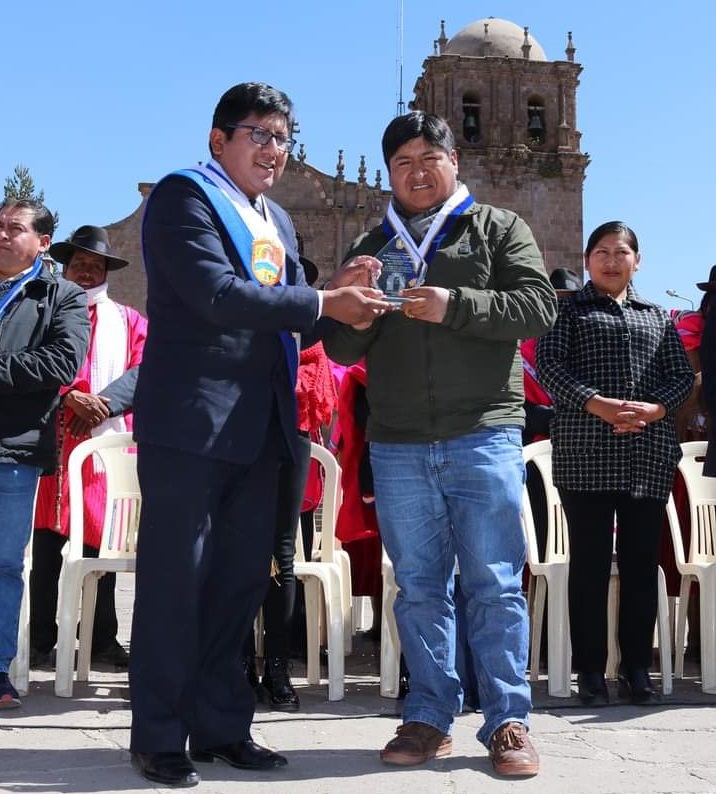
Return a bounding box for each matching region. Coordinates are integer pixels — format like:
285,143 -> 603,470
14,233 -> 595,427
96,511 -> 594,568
527,100 -> 545,145
462,95 -> 481,143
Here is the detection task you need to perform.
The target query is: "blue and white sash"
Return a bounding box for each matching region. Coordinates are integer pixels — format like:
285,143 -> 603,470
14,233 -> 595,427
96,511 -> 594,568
149,166 -> 298,393
383,184 -> 475,283
0,255 -> 44,321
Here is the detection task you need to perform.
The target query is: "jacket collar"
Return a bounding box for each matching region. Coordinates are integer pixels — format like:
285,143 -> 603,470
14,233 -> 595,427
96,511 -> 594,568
573,280 -> 654,309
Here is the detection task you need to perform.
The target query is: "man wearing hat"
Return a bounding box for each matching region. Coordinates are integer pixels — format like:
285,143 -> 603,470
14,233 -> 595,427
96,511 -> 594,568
0,199 -> 90,709
30,226 -> 147,670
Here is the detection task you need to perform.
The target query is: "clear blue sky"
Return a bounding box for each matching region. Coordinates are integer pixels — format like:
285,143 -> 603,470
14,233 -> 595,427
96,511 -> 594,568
4,1 -> 714,309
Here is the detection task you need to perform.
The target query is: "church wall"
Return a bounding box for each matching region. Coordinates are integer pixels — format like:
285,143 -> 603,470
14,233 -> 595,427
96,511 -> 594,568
102,18 -> 588,310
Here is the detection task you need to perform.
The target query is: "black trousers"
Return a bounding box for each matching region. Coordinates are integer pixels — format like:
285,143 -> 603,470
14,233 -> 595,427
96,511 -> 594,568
559,490 -> 665,674
244,431 -> 312,661
30,528 -> 118,654
129,425 -> 287,753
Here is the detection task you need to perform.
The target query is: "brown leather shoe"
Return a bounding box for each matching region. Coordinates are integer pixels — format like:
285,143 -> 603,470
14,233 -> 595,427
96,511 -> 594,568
380,722 -> 452,766
489,722 -> 539,776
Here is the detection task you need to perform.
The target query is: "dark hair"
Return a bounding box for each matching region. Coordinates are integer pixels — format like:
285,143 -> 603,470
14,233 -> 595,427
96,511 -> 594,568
585,221 -> 639,257
208,82 -> 294,157
381,111 -> 455,168
0,198 -> 55,237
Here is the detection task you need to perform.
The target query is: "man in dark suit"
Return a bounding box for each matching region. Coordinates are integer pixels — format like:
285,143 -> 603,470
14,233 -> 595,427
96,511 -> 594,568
129,81 -> 392,787
698,266 -> 716,477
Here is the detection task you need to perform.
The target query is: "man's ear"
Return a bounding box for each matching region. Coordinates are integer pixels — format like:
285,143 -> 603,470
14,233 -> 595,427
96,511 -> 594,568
209,128 -> 225,158
38,233 -> 52,254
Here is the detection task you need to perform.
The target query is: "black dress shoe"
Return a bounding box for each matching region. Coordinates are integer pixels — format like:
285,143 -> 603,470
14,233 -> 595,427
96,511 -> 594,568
131,752 -> 200,787
262,657 -> 300,711
577,672 -> 609,705
92,640 -> 130,669
29,647 -> 55,669
242,655 -> 261,691
617,666 -> 660,704
190,739 -> 287,770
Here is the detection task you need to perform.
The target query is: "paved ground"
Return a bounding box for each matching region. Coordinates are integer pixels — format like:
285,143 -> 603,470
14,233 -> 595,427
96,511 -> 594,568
1,574 -> 715,794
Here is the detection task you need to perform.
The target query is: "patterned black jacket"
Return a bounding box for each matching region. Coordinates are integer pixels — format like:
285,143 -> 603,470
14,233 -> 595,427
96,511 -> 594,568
536,281 -> 693,500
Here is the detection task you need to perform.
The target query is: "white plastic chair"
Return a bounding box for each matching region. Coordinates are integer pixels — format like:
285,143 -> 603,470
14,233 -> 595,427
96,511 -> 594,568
522,440 -> 672,697
670,441 -> 716,693
54,433 -> 139,697
522,440 -> 573,697
306,452 -> 353,655
293,443 -> 346,700
379,546 -> 402,698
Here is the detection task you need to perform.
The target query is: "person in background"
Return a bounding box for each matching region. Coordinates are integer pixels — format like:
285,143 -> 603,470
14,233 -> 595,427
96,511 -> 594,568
128,81 -> 392,787
537,220 -> 693,707
521,268 -> 582,447
701,270 -> 716,462
670,272 -> 714,443
242,255 -> 337,711
0,199 -> 90,708
324,111 -> 556,777
660,268 -> 716,660
30,226 -> 147,670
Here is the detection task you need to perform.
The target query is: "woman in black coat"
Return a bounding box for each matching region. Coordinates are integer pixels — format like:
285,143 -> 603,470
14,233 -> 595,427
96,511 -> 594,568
537,221 -> 693,706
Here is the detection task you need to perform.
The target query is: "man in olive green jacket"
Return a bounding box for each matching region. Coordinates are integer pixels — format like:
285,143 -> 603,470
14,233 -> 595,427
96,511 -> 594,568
324,111 -> 556,777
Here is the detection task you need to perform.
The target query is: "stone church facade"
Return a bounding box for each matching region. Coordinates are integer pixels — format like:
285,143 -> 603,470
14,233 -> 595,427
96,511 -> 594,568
104,17 -> 588,313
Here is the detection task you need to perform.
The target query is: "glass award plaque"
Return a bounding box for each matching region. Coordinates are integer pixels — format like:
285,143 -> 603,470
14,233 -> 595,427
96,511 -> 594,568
372,234 -> 424,303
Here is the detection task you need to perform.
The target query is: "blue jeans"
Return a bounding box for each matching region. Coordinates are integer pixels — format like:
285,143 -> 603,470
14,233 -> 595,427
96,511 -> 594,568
0,463 -> 41,672
370,427 -> 532,747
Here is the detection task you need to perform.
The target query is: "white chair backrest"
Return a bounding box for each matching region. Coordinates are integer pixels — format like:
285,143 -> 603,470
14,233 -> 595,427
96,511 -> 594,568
67,432 -> 140,560
677,441 -> 716,563
295,443 -> 342,564
522,439 -> 569,563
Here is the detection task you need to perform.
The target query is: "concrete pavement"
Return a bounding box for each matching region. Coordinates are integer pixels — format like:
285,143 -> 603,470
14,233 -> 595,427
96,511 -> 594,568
1,573 -> 715,794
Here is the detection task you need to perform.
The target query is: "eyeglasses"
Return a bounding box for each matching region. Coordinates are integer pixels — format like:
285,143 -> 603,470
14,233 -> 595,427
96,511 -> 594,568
224,123 -> 296,154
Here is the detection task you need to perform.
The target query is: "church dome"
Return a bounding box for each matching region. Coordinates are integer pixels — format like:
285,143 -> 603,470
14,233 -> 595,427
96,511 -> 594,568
444,17 -> 547,61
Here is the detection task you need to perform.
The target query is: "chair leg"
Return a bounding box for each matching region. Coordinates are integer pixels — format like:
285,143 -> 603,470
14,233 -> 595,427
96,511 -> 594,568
606,573 -> 620,679
529,577 -> 546,683
338,552 -> 352,655
77,574 -> 100,682
675,578 -> 692,679
379,563 -> 401,698
656,566 -> 672,695
698,573 -> 716,694
323,573 -> 345,701
545,568 -> 571,697
55,568 -> 84,697
8,555 -> 32,696
302,579 -> 321,685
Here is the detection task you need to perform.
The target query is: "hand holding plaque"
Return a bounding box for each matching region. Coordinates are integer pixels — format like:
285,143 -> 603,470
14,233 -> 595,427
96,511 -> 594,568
372,234 -> 426,304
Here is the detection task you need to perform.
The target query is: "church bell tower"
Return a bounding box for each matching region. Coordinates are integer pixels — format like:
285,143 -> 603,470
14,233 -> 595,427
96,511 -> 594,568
411,18 -> 589,275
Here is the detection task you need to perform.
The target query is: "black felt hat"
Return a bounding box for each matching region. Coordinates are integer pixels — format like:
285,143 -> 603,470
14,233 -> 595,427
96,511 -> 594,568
549,267 -> 582,294
299,255 -> 319,286
697,265 -> 716,292
49,225 -> 129,271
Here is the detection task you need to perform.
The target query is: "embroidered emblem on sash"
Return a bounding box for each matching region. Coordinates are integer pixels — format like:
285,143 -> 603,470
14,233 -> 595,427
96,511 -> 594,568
251,238 -> 284,285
